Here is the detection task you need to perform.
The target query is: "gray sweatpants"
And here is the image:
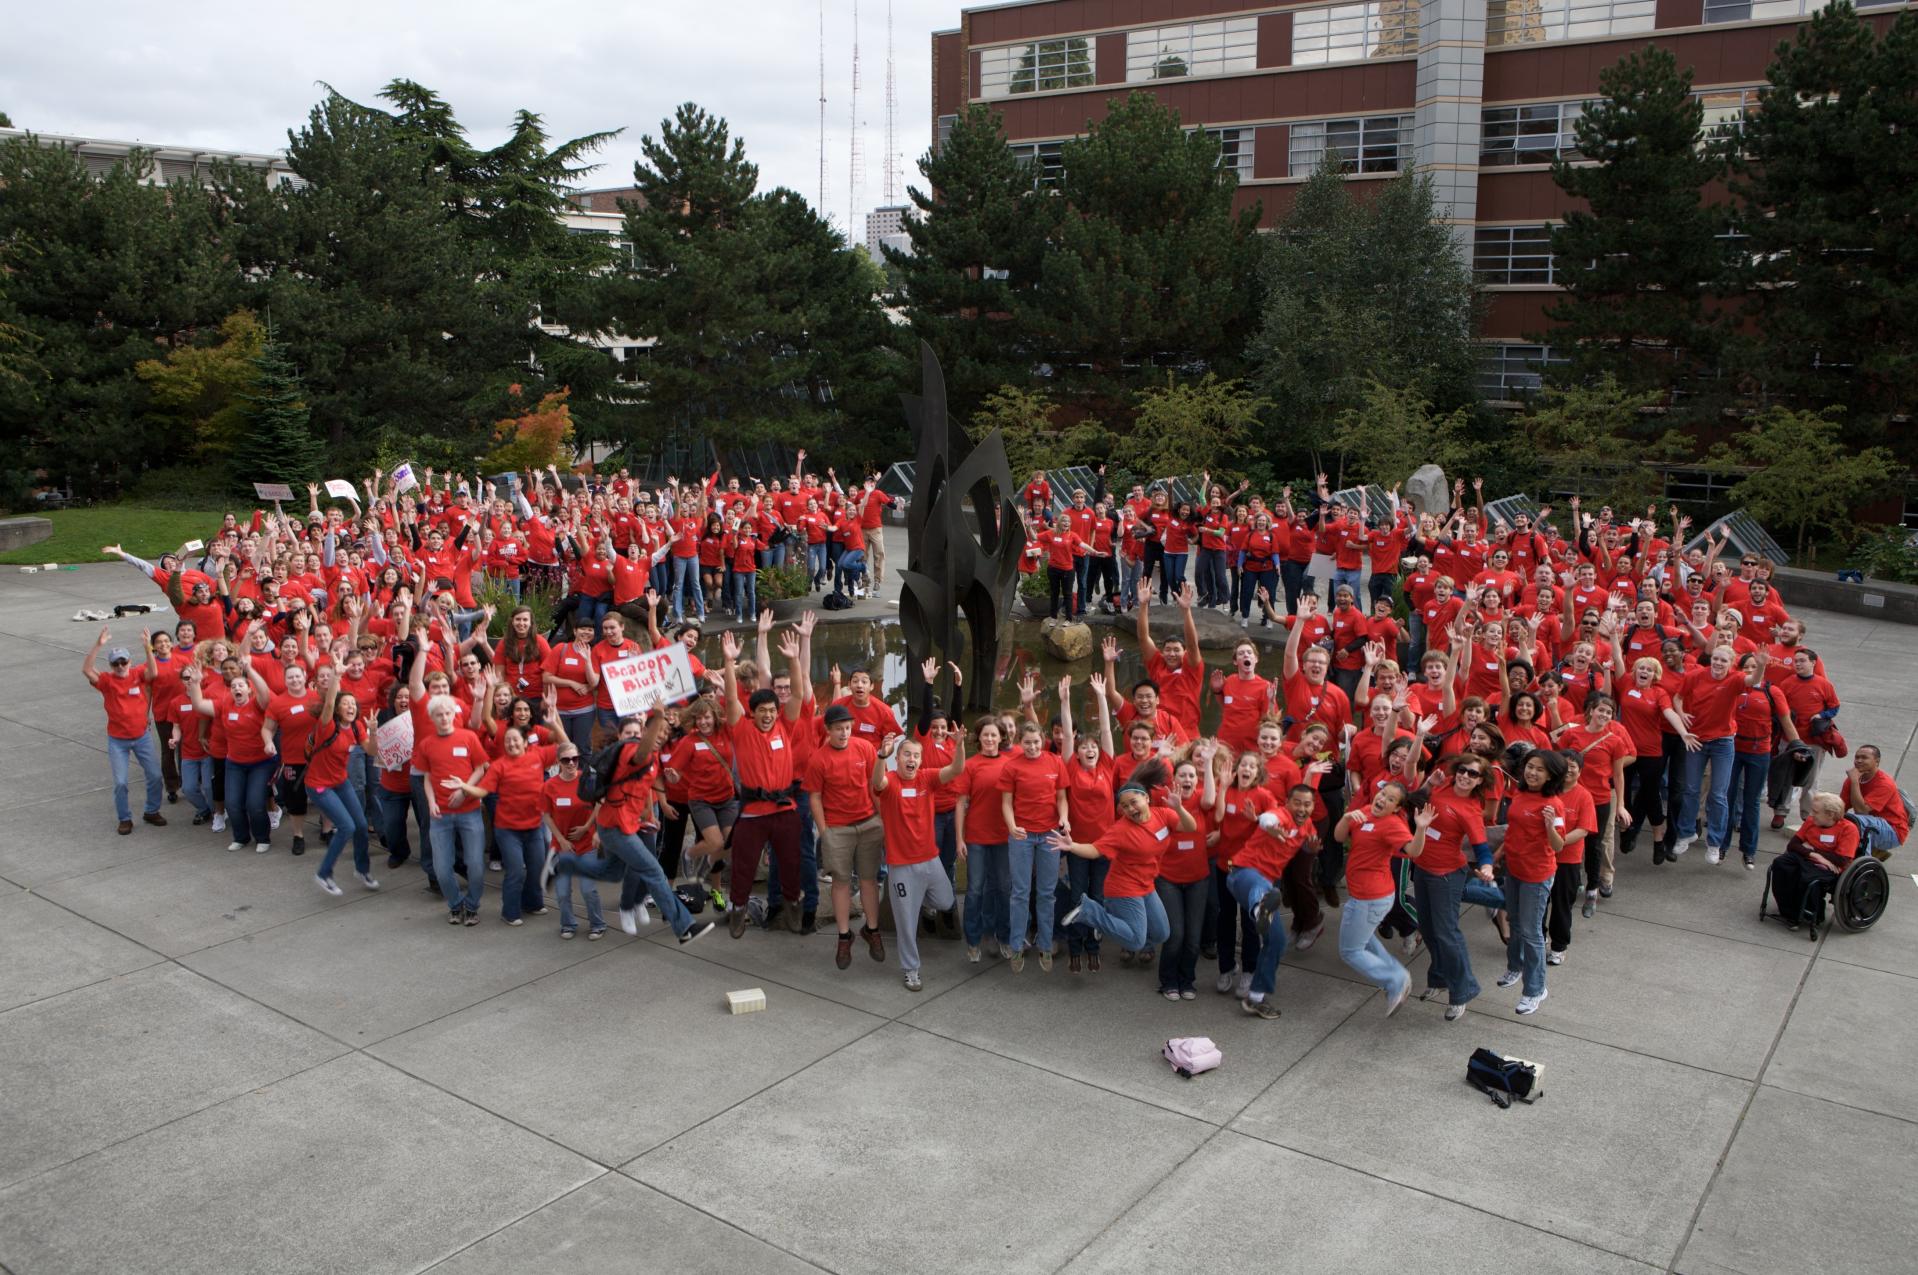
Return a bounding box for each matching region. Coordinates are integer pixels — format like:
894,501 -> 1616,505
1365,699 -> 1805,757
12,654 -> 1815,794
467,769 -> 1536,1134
887,859 -> 956,974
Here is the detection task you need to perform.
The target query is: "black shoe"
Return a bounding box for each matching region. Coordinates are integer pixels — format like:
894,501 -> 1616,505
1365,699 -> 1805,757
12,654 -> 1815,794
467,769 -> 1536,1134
801,909 -> 817,935
290,835 -> 306,857
679,920 -> 715,944
166,790 -> 179,804
764,903 -> 784,930
387,849 -> 411,870
1254,891 -> 1285,939
462,908 -> 479,926
192,811 -> 211,826
1200,943 -> 1218,961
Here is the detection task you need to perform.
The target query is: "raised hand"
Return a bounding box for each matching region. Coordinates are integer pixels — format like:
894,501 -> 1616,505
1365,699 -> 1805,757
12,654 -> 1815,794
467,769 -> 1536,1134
947,660 -> 963,687
720,630 -> 742,660
1057,674 -> 1072,699
1088,671 -> 1106,698
1101,635 -> 1120,662
776,630 -> 801,661
922,656 -> 939,683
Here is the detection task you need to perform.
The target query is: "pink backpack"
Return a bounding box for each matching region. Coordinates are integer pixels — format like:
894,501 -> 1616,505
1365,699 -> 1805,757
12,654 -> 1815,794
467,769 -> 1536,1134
1163,1036 -> 1222,1078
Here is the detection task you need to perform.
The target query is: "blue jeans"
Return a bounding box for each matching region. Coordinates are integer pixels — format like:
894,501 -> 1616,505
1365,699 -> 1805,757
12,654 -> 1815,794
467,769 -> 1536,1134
1724,750 -> 1771,860
1157,877 -> 1210,992
1120,557 -> 1142,609
1678,735 -> 1736,848
554,827 -> 695,935
1007,834 -> 1060,955
1280,560 -> 1308,614
1212,864 -> 1261,973
1238,568 -> 1278,621
1414,866 -> 1479,1006
1332,566 -> 1362,602
1073,891 -> 1169,952
375,785 -> 418,861
1850,813 -> 1901,856
1224,867 -> 1288,997
1064,853 -> 1108,955
1159,550 -> 1189,604
730,568 -> 757,618
837,549 -> 866,593
108,732 -> 163,822
1503,877 -> 1550,997
1338,892 -> 1408,998
180,755 -> 214,818
671,556 -> 703,620
807,542 -> 830,588
430,808 -> 487,914
1194,547 -> 1229,607
308,783 -> 370,880
618,827 -> 660,911
559,710 -> 594,759
494,824 -> 547,920
224,757 -> 274,846
346,746 -> 375,826
934,809 -> 958,885
554,858 -> 605,932
962,840 -> 1010,947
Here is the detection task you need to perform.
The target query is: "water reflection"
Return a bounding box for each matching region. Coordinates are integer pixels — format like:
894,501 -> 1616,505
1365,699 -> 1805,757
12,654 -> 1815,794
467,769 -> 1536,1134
795,617 -> 1162,729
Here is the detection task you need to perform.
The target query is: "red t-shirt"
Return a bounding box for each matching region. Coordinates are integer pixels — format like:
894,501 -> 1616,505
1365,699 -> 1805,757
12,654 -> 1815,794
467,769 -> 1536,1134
1561,720 -> 1633,799
1555,783 -> 1598,864
417,727 -> 488,813
493,636 -> 552,697
1094,807 -> 1178,898
1502,790 -> 1566,883
1282,673 -> 1351,745
802,738 -> 879,827
1794,818 -> 1859,866
223,697 -> 271,764
1616,683 -> 1673,756
478,744 -> 561,830
877,776 -> 939,866
667,732 -> 736,805
1679,666 -> 1743,739
303,718 -> 365,792
1345,810 -> 1410,900
838,695 -> 899,746
591,638 -> 642,712
1147,652 -> 1203,734
1063,755 -> 1117,842
543,644 -> 596,714
267,690 -> 322,765
1158,806 -> 1212,884
541,775 -> 596,852
1231,806 -> 1308,880
96,669 -> 153,740
1842,772 -> 1909,844
953,753 -> 1012,845
998,750 -> 1068,834
1420,787 -> 1487,875
1215,783 -> 1279,857
1216,673 -> 1273,750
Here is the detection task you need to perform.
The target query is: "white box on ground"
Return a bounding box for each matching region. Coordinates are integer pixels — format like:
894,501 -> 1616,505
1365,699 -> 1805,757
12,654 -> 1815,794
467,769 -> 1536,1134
725,988 -> 766,1015
602,645 -> 697,717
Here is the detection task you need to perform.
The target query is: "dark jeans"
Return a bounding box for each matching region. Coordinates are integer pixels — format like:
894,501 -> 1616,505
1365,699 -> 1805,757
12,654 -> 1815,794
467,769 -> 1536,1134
1195,548 -> 1229,607
1238,567 -> 1278,621
1211,864 -> 1260,973
494,824 -> 548,920
1547,862 -> 1582,953
1072,556 -> 1090,616
1159,550 -> 1188,604
1048,565 -> 1074,618
1087,554 -> 1117,607
1155,876 -> 1209,992
555,827 -> 694,935
1414,865 -> 1479,1006
1367,571 -> 1398,608
224,758 -> 274,847
1064,854 -> 1108,956
1280,559 -> 1309,614
1725,750 -> 1769,861
1621,753 -> 1667,851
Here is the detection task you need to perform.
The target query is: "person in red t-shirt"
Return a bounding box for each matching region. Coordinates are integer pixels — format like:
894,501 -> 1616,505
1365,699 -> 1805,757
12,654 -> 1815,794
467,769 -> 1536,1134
804,702 -> 886,968
1053,759 -> 1192,953
1670,644 -> 1743,858
418,693 -> 491,923
1770,792 -> 1860,925
261,661 -> 322,856
1497,749 -> 1571,1013
873,735 -> 957,991
998,718 -> 1070,972
1331,782 -> 1431,1014
304,680 -> 375,894
1841,744 -> 1909,855
1137,585 -> 1205,735
85,625 -> 165,833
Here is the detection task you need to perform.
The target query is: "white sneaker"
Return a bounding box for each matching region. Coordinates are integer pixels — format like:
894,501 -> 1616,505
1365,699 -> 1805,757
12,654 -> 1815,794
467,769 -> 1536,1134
1496,969 -> 1522,988
227,841 -> 247,852
619,907 -> 639,936
1671,835 -> 1694,857
211,812 -> 227,833
1295,920 -> 1325,951
255,842 -> 270,854
1546,949 -> 1564,966
1400,932 -> 1423,960
269,809 -> 282,831
1234,972 -> 1253,999
1516,989 -> 1548,1015
315,874 -> 343,897
634,901 -> 653,927
1706,845 -> 1723,865
356,871 -> 380,891
1060,902 -> 1084,930
1215,970 -> 1238,994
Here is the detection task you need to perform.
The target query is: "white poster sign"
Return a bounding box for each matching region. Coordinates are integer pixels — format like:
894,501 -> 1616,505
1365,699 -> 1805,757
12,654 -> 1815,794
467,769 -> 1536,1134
602,645 -> 697,717
374,713 -> 414,771
324,479 -> 359,500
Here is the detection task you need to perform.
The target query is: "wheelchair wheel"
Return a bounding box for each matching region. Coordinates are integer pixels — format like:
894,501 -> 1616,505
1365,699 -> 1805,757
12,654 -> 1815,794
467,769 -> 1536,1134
1833,855 -> 1890,933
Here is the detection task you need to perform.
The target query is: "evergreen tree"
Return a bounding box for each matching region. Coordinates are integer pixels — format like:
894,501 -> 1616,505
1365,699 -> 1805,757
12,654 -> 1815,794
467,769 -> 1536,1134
230,342 -> 325,488
887,104 -> 1046,422
1251,163 -> 1481,474
1730,4 -> 1918,434
1710,406 -> 1899,560
1029,92 -> 1262,416
1545,46 -> 1730,413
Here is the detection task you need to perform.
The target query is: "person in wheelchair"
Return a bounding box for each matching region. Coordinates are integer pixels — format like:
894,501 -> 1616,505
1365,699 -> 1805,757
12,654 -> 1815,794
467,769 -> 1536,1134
1840,745 -> 1910,858
1769,793 -> 1858,929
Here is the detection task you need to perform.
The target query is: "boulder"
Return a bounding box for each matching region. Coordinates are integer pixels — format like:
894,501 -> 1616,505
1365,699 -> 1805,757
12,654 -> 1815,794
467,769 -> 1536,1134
1039,618 -> 1093,662
1139,603 -> 1246,650
1404,464 -> 1450,518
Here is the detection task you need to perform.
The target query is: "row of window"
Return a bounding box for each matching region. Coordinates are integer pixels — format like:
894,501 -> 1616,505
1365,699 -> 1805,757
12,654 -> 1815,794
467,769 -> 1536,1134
978,0 -> 1911,100
1474,225 -> 1757,284
1480,87 -> 1762,165
1008,127 -> 1257,188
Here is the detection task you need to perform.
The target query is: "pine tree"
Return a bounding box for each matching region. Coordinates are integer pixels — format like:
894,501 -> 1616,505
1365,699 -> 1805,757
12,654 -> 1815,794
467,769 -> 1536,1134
887,103 -> 1046,423
1730,4 -> 1918,434
230,342 -> 325,489
1544,46 -> 1729,413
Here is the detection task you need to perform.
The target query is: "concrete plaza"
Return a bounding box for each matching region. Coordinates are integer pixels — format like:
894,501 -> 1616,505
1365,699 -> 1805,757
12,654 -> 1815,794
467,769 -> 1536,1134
2,562 -> 1915,1274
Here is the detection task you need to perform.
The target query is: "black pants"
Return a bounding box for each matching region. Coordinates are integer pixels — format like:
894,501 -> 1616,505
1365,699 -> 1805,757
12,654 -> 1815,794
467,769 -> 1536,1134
1367,571 -> 1398,608
1657,732 -> 1688,850
1047,566 -> 1074,618
1547,862 -> 1583,953
1195,548 -> 1230,607
1769,853 -> 1837,925
1088,553 -> 1117,606
1584,802 -> 1612,892
1622,755 -> 1666,850
1280,560 -> 1309,614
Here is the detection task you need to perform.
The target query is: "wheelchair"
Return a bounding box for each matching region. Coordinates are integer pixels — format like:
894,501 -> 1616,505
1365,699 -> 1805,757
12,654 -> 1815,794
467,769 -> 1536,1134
1759,846 -> 1892,941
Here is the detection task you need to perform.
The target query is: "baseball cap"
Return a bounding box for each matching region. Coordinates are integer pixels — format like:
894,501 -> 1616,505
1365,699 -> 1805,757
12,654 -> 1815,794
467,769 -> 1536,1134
106,647 -> 132,665
823,703 -> 853,727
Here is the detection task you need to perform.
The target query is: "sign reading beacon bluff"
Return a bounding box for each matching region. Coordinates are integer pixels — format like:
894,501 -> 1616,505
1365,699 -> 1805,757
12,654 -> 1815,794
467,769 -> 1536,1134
602,645 -> 697,717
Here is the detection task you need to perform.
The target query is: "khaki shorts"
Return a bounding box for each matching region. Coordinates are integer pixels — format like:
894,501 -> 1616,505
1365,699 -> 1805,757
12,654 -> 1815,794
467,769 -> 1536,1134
820,815 -> 885,881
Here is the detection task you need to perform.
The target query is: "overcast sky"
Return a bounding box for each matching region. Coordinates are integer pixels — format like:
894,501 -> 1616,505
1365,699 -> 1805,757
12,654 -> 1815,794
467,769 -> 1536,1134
1,0 -> 958,239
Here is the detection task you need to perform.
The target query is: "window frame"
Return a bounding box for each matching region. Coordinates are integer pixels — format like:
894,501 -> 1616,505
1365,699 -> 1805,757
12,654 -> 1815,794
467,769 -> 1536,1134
1288,114 -> 1412,176
1124,17 -> 1260,82
1479,100 -> 1585,167
1488,0 -> 1657,45
979,38 -> 1095,98
1290,1 -> 1421,67
1473,224 -> 1559,286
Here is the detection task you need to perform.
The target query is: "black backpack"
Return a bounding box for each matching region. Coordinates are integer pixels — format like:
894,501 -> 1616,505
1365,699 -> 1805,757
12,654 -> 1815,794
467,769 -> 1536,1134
1466,1047 -> 1544,1108
580,739 -> 648,803
822,590 -> 854,611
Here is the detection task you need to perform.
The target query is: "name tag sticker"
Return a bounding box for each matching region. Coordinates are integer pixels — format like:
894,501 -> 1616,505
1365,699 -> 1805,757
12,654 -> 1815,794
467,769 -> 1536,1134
1154,826 -> 1169,841
1361,822 -> 1375,832
556,797 -> 572,806
768,738 -> 784,750
1819,833 -> 1835,843
901,787 -> 918,798
452,747 -> 468,758
290,704 -> 305,715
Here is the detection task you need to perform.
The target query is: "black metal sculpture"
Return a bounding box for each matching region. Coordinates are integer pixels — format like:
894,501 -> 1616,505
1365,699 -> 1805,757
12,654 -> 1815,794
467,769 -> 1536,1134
898,342 -> 1026,714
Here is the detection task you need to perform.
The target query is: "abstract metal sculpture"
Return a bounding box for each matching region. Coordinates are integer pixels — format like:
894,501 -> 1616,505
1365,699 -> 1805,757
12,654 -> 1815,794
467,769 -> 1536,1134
898,342 -> 1026,713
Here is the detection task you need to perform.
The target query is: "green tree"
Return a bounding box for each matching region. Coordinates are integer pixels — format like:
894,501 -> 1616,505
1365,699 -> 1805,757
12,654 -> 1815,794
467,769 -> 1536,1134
0,111 -> 12,128
1730,4 -> 1918,434
1711,407 -> 1899,560
230,341 -> 325,488
134,308 -> 266,460
1251,163 -> 1481,471
1027,93 -> 1262,420
969,386 -> 1109,479
1545,46 -> 1730,412
1331,378 -> 1504,491
1118,373 -> 1268,480
1524,374 -> 1691,510
888,104 -> 1045,422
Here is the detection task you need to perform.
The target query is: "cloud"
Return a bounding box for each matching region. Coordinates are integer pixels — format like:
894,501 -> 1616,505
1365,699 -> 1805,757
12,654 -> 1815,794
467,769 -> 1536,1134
0,0 -> 947,235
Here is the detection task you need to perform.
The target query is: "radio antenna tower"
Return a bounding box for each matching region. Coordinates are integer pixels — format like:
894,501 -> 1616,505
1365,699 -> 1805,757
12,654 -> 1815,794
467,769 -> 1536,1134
884,0 -> 897,204
848,0 -> 863,240
818,0 -> 828,213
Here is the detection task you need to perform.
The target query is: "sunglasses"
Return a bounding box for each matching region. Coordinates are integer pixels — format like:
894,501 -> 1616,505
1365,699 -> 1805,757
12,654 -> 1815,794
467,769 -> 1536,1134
557,757 -> 581,766
1458,769 -> 1484,779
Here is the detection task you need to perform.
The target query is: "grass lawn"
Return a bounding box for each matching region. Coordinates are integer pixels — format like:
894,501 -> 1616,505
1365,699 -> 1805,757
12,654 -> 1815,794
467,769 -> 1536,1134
0,506 -> 229,566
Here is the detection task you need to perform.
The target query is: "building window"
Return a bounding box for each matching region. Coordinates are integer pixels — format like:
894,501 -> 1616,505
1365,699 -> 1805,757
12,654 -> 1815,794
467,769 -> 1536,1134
1480,101 -> 1584,166
1203,127 -> 1256,180
1901,485 -> 1918,530
1478,344 -> 1568,397
1697,87 -> 1762,150
1008,140 -> 1066,189
1288,115 -> 1411,176
1125,17 -> 1259,80
936,114 -> 956,153
1474,225 -> 1558,285
1291,1 -> 1421,66
1661,468 -> 1741,505
979,39 -> 1094,97
1488,0 -> 1656,45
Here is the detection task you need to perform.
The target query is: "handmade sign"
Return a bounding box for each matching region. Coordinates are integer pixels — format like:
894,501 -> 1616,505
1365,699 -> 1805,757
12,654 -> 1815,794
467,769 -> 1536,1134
601,645 -> 697,717
324,479 -> 358,500
253,483 -> 295,501
391,463 -> 419,492
374,713 -> 414,771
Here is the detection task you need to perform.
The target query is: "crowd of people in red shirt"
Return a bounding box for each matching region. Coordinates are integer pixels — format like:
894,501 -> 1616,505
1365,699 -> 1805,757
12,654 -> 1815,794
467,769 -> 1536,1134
82,459 -> 1906,1015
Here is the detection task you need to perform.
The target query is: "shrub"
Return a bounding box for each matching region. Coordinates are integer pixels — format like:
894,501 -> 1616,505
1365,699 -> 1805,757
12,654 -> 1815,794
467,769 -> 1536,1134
757,561 -> 810,601
1844,526 -> 1918,585
475,577 -> 561,640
